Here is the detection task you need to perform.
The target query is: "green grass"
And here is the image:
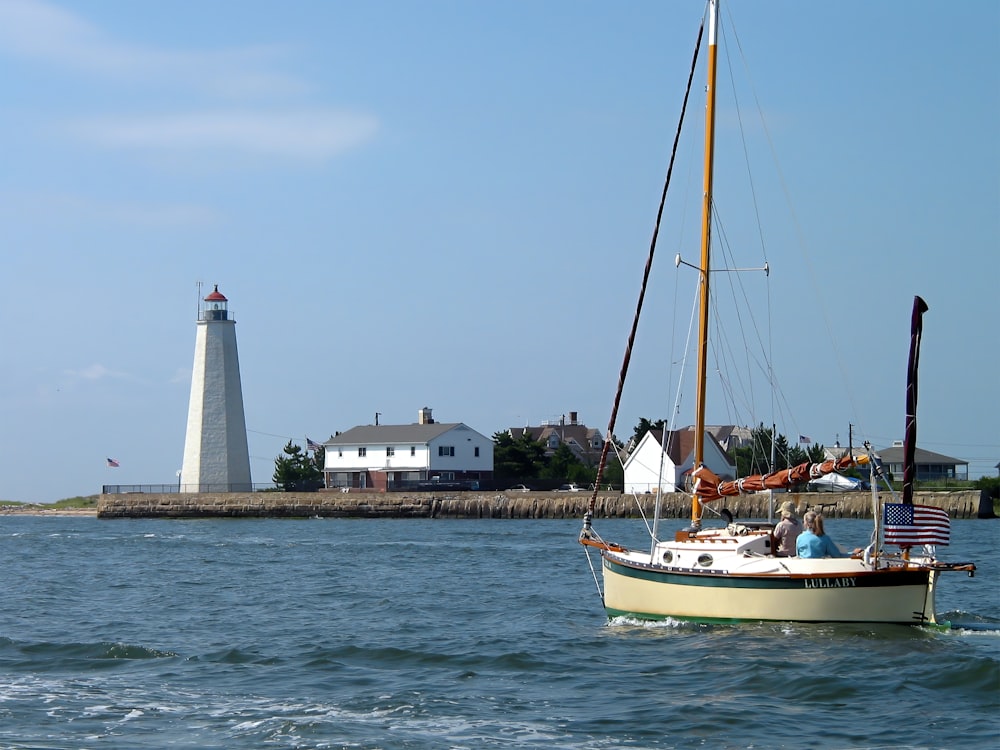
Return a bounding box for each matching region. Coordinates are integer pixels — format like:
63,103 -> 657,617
0,495 -> 99,509
49,495 -> 99,508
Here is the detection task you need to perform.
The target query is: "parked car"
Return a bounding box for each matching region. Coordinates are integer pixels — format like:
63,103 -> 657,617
806,473 -> 869,492
557,483 -> 586,492
505,484 -> 531,493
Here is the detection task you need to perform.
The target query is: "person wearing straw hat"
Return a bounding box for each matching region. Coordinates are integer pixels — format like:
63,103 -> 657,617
772,500 -> 801,557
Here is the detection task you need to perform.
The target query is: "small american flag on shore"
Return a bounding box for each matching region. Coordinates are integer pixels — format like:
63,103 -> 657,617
799,435 -> 811,444
306,438 -> 322,452
883,503 -> 950,546
106,457 -> 120,468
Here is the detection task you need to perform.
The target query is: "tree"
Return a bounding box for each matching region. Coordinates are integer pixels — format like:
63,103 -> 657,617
492,431 -> 548,480
540,443 -> 585,481
600,458 -> 624,491
732,423 -> 826,478
273,440 -> 323,491
733,423 -> 772,477
492,430 -> 597,486
630,417 -> 667,448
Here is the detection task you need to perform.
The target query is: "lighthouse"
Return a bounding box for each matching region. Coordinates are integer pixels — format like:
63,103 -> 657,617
179,284 -> 252,492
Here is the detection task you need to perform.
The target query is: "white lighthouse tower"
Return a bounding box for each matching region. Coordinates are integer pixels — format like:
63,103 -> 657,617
179,284 -> 252,492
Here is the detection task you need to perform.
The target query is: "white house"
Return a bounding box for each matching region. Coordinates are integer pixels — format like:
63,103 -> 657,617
623,428 -> 736,494
322,408 -> 494,491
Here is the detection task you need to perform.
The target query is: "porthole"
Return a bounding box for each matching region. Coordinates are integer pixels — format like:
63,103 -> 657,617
661,550 -> 673,564
697,553 -> 714,567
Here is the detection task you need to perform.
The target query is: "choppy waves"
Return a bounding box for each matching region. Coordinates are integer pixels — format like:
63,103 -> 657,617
0,517 -> 997,749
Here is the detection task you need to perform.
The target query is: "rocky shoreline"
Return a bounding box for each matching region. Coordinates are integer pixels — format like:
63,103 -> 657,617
1,506 -> 97,516
3,489 -> 992,520
93,489 -> 991,520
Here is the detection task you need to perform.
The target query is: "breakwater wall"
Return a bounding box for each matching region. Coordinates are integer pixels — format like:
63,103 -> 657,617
96,490 -> 990,520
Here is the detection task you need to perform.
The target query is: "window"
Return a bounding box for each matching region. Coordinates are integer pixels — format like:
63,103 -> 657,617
438,446 -> 455,457
386,447 -> 395,457
410,446 -> 416,456
474,446 -> 480,457
338,449 -> 343,457
358,447 -> 367,457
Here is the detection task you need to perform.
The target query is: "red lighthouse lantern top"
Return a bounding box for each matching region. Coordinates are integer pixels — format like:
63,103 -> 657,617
205,285 -> 228,303
203,284 -> 230,321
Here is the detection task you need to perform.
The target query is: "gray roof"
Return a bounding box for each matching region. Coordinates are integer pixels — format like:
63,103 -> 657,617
325,423 -> 465,446
876,446 -> 967,465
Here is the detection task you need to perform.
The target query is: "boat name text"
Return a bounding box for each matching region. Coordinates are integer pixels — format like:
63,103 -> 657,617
803,577 -> 857,589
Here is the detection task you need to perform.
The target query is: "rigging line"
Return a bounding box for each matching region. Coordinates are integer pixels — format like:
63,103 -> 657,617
720,6 -> 770,266
723,11 -> 781,452
729,3 -> 865,439
588,15 -> 705,515
766,232 -> 775,456
706,202 -> 772,426
652,279 -> 701,545
644,281 -> 696,542
248,428 -> 297,440
582,547 -> 604,604
724,2 -> 837,450
667,280 -> 701,437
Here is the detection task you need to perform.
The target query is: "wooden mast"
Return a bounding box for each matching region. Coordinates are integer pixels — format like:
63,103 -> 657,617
690,0 -> 719,528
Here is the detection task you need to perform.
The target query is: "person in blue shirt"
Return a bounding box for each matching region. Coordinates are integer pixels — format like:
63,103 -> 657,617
797,511 -> 853,558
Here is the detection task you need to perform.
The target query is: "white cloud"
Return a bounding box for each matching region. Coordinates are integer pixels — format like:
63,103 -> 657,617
70,110 -> 379,160
0,0 -> 311,98
0,190 -> 221,227
66,363 -> 129,381
0,0 -> 381,163
170,368 -> 190,385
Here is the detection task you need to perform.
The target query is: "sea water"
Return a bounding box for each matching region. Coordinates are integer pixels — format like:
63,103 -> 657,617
0,516 -> 997,749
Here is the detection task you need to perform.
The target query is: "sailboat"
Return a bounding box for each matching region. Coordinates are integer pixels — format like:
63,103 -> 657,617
578,0 -> 975,625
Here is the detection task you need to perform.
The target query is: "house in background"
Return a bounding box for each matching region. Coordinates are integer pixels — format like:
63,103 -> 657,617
624,428 -> 736,494
322,408 -> 493,491
699,425 -> 753,454
624,424 -> 751,455
877,442 -> 968,482
508,411 -> 605,467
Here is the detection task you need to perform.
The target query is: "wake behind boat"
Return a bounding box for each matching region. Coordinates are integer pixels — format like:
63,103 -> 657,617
578,0 -> 975,626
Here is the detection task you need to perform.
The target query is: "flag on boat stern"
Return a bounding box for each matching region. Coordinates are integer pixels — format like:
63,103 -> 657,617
106,457 -> 120,468
883,503 -> 950,546
306,438 -> 322,452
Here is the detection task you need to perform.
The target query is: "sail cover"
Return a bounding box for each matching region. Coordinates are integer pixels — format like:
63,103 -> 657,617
693,454 -> 869,502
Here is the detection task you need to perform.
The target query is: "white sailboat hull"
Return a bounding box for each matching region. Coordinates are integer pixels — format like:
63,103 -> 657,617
601,536 -> 938,625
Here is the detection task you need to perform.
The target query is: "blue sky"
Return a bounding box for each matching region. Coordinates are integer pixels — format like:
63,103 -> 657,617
1,0 -> 997,503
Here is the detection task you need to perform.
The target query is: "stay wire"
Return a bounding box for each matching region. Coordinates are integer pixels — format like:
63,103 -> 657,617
588,14 -> 705,519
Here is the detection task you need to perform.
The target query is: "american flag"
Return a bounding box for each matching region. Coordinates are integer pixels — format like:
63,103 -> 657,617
799,435 -> 811,444
883,503 -> 950,546
306,438 -> 322,452
106,457 -> 120,468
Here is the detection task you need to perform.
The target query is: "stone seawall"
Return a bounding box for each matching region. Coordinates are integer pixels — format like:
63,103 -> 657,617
96,490 -> 988,520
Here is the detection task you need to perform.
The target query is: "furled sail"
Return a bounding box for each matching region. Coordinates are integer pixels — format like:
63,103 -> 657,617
692,453 -> 870,502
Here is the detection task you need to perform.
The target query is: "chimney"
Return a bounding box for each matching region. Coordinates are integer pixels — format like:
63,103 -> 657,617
418,407 -> 434,425
569,411 -> 578,425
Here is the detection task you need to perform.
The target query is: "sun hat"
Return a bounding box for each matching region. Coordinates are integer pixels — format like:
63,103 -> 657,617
779,500 -> 797,518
